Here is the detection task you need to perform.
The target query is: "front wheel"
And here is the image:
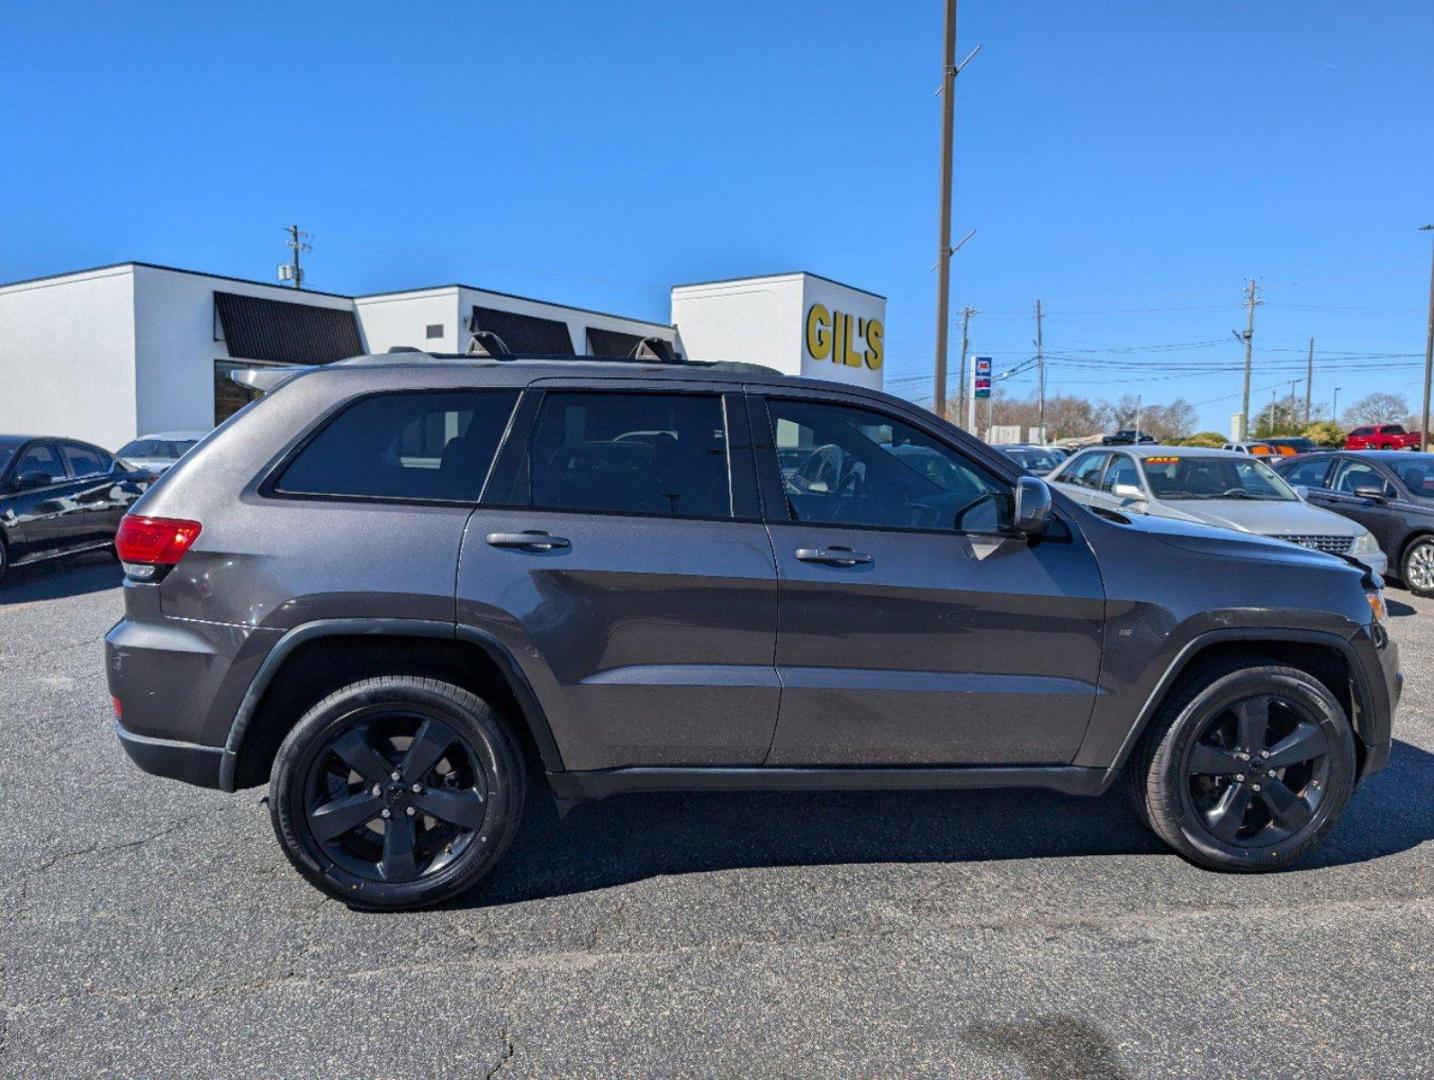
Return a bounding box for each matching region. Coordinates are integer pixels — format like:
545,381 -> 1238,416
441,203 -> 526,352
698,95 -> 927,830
1131,664 -> 1356,872
269,676 -> 526,910
1401,537 -> 1434,597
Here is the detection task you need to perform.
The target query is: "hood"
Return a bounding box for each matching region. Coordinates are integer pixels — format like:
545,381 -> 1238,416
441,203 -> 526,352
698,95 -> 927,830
1090,507 -> 1356,572
1156,497 -> 1364,538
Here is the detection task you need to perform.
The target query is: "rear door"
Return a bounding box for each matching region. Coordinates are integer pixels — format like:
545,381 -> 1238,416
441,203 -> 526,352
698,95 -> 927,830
57,441 -> 126,546
458,382 -> 779,771
752,391 -> 1105,766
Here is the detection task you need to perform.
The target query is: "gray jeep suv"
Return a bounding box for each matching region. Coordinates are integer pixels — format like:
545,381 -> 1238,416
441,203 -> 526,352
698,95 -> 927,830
107,352 -> 1401,910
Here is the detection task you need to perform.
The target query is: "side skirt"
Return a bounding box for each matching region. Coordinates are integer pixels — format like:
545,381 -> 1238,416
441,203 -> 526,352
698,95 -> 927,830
548,764 -> 1109,805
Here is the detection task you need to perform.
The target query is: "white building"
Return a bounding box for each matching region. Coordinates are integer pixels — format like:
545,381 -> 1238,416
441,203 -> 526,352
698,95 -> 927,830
0,262 -> 885,451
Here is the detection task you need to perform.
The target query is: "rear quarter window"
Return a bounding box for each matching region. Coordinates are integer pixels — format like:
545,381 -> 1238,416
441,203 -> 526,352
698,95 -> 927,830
275,389 -> 519,502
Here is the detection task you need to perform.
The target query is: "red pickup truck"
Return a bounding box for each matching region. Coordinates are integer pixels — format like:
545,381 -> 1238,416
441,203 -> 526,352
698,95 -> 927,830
1345,423 -> 1421,450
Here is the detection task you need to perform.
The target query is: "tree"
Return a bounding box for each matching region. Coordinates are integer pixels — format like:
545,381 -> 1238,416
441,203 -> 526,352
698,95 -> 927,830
1252,394 -> 1306,438
1302,419 -> 1344,447
1342,392 -> 1410,428
1179,431 -> 1227,448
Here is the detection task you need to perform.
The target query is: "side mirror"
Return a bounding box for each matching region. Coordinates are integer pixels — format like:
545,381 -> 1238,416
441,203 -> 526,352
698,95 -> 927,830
1111,482 -> 1145,502
15,470 -> 53,490
1294,485 -> 1310,500
1352,484 -> 1387,502
1013,475 -> 1053,536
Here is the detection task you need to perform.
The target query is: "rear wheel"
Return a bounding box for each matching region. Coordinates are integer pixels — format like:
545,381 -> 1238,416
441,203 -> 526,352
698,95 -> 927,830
1401,536 -> 1434,597
1131,664 -> 1355,872
269,676 -> 526,910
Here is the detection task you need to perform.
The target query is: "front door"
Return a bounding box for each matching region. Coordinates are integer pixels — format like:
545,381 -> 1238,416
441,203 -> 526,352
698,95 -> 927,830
753,393 -> 1106,766
5,441 -> 80,559
1320,457 -> 1405,553
459,384 -> 780,772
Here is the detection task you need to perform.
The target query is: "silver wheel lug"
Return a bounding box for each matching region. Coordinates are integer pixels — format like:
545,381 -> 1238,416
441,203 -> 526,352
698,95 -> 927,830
411,783 -> 422,793
1268,769 -> 1276,778
381,808 -> 392,819
406,806 -> 416,816
390,771 -> 401,781
1252,783 -> 1262,791
371,784 -> 382,797
1236,774 -> 1246,782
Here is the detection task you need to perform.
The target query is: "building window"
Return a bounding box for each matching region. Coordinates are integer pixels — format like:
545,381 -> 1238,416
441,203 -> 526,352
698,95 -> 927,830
426,324 -> 444,339
214,359 -> 285,425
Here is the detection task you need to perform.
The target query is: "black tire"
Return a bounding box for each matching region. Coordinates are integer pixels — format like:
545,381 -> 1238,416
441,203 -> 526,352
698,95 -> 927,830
0,532 -> 8,588
1400,536 -> 1434,597
1130,664 -> 1356,872
269,676 -> 526,911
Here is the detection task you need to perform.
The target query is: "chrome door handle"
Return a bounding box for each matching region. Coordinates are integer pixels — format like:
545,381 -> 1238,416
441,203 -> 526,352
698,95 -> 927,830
795,546 -> 872,567
485,531 -> 571,552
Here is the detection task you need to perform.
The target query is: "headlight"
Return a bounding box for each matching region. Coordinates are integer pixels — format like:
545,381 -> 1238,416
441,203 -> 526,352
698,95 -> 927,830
1353,531 -> 1380,554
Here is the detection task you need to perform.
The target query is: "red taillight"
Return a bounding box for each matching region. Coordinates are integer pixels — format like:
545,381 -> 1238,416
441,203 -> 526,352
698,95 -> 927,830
115,515 -> 203,568
111,695 -> 123,720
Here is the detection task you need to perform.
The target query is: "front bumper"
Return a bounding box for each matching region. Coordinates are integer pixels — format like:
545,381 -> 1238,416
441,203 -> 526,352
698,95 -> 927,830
1355,549 -> 1389,579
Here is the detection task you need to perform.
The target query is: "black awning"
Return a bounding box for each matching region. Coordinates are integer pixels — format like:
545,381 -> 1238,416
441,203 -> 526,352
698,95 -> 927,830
585,327 -> 646,357
470,307 -> 574,354
214,291 -> 364,365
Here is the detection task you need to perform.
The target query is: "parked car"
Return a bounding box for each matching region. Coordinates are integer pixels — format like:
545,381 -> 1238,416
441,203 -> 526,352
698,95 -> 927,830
116,431 -> 207,476
1223,440 -> 1304,458
0,435 -> 149,586
108,352 -> 1399,910
997,444 -> 1067,475
1049,445 -> 1387,577
1102,429 -> 1155,445
1273,450 -> 1434,596
1261,437 -> 1321,455
1345,424 -> 1420,451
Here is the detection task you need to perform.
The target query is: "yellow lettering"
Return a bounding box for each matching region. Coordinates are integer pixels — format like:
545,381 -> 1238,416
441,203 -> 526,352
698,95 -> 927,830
805,304 -> 831,359
844,313 -> 862,366
864,319 -> 884,369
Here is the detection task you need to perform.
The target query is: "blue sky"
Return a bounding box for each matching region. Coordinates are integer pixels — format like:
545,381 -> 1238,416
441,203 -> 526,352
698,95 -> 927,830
2,1 -> 1431,431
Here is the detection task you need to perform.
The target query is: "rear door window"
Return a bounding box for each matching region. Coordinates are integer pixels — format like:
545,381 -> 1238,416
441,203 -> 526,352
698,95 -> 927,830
1062,451 -> 1110,488
275,389 -> 519,502
1100,454 -> 1141,493
60,442 -> 111,478
518,392 -> 732,518
1281,456 -> 1335,489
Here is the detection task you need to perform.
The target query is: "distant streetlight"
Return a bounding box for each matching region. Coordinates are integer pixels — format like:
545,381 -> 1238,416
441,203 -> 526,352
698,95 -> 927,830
1333,386 -> 1344,423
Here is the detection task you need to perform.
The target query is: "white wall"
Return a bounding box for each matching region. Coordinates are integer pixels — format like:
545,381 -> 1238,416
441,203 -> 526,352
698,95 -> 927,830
671,273 -> 886,390
671,276 -> 801,371
0,266 -> 138,450
132,266 -> 358,436
355,289 -> 460,354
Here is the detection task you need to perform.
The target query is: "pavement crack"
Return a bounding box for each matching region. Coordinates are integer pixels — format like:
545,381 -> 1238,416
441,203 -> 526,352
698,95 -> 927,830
33,818 -> 190,874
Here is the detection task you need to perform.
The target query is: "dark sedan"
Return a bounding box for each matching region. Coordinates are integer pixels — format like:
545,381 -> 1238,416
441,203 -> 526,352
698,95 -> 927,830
0,435 -> 149,586
1274,450 -> 1434,595
1101,429 -> 1155,445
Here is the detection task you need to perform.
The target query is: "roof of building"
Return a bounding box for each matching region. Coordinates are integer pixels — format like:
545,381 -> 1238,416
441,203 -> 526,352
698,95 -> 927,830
670,270 -> 886,300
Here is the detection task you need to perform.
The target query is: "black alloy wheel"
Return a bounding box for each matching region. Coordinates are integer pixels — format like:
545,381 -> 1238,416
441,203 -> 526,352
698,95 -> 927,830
1132,664 -> 1356,872
305,711 -> 488,884
1182,693 -> 1332,847
270,677 -> 526,910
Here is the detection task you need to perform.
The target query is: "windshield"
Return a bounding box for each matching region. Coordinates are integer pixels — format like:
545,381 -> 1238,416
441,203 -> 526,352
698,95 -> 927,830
118,438 -> 198,460
1141,454 -> 1298,501
1004,448 -> 1063,473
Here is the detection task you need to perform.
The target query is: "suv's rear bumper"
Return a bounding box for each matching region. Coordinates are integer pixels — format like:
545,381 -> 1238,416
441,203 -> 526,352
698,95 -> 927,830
114,721 -> 225,788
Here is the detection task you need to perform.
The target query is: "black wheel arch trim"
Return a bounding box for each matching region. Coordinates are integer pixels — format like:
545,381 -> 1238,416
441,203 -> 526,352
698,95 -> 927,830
218,617 -> 564,791
1097,626 -> 1388,792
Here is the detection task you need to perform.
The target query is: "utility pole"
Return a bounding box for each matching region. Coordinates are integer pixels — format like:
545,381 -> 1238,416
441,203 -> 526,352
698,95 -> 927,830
1420,225 -> 1434,450
931,0 -> 958,420
955,306 -> 977,427
279,224 -> 311,290
1034,299 -> 1046,439
1234,278 -> 1261,440
1304,337 -> 1314,426
930,2 -> 980,420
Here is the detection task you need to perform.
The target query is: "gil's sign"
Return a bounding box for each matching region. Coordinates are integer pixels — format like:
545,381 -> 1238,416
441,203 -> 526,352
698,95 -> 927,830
805,304 -> 883,371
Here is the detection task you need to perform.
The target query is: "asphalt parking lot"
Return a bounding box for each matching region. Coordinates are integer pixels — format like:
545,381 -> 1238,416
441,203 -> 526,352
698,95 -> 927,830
2,555 -> 1432,1078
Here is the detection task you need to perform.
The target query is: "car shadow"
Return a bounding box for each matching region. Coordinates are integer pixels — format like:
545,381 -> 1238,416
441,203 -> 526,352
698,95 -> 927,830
0,551 -> 122,606
1386,597 -> 1418,618
465,739 -> 1434,906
